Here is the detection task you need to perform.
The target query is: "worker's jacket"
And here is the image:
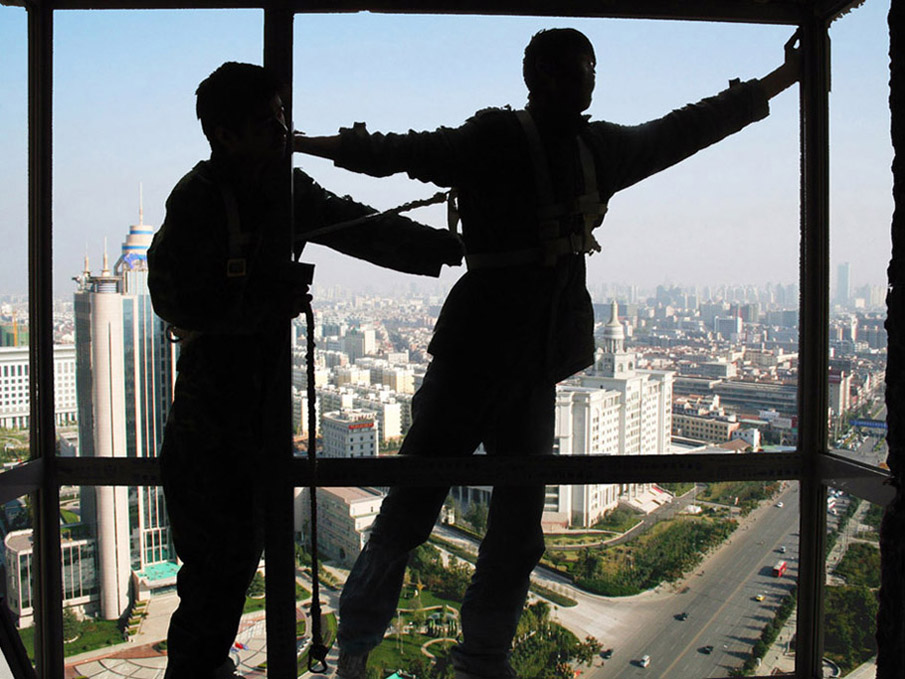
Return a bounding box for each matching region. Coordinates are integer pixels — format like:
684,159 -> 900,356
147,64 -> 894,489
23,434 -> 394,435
331,80 -> 770,382
148,158 -> 462,457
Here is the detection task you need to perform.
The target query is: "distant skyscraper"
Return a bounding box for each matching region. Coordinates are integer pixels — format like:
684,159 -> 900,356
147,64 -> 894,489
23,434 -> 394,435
74,207 -> 176,619
836,262 -> 852,306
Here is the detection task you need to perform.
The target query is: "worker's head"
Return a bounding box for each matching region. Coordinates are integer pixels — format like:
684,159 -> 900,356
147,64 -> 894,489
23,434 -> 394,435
523,28 -> 596,114
196,62 -> 288,163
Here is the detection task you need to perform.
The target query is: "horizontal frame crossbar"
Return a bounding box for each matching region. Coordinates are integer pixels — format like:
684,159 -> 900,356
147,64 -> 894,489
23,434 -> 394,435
817,451 -> 896,506
47,452 -> 893,503
0,459 -> 42,505
28,0 -> 806,25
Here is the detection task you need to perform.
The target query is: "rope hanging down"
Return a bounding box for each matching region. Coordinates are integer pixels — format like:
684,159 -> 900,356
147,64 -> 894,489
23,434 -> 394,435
305,300 -> 329,674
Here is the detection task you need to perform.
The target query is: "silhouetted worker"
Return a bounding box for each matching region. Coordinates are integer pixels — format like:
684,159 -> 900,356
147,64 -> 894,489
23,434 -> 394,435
296,28 -> 799,679
147,62 -> 463,679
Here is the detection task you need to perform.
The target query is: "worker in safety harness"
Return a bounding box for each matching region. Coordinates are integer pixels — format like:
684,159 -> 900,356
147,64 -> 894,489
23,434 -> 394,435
147,62 -> 463,679
295,28 -> 800,679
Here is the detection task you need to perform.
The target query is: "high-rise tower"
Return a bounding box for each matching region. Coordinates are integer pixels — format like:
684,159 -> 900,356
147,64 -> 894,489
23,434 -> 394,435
836,261 -> 853,307
74,203 -> 176,618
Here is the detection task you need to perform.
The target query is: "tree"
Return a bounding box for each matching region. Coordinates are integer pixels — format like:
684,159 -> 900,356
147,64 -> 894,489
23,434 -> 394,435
247,571 -> 266,598
574,635 -> 602,666
62,607 -> 80,642
463,502 -> 489,534
295,542 -> 312,567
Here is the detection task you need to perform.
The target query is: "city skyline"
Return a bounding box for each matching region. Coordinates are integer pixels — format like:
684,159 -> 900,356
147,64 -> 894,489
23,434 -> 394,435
0,2 -> 893,295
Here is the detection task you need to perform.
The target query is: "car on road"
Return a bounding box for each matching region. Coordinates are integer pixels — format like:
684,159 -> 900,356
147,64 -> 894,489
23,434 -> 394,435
639,655 -> 651,668
755,593 -> 766,601
699,645 -> 714,655
600,649 -> 613,659
675,611 -> 689,621
775,501 -> 784,508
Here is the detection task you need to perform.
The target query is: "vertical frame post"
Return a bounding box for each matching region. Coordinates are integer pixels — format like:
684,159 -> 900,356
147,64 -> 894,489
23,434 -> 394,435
27,1 -> 64,676
795,13 -> 831,679
263,5 -> 298,677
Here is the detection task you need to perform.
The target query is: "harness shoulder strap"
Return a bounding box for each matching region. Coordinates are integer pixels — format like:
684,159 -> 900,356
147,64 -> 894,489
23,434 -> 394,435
217,182 -> 260,277
515,110 -> 557,212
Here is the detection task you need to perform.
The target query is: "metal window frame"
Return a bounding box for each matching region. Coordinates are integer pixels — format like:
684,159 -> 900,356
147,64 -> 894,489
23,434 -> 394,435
4,1 -> 892,677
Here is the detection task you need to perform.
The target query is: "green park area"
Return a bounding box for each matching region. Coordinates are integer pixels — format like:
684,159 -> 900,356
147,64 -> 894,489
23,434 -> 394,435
823,585 -> 879,673
545,515 -> 737,596
860,502 -> 884,542
590,506 -> 643,533
19,616 -> 123,661
697,480 -> 782,515
0,427 -> 28,463
835,541 -> 881,589
351,544 -> 602,679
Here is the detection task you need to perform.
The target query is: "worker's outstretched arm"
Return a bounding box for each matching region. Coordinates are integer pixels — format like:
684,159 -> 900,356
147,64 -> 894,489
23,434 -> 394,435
759,34 -> 801,99
294,134 -> 341,160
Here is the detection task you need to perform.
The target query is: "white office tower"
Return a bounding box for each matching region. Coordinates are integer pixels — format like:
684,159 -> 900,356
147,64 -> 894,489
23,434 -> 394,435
295,487 -> 385,567
547,301 -> 675,527
321,410 -> 379,458
552,386 -> 623,526
581,301 -> 673,456
74,211 -> 177,619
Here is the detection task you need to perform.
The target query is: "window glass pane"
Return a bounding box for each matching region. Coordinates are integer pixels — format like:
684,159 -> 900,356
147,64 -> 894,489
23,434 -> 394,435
291,16 -> 805,677
295,481 -> 800,678
827,0 -> 891,465
42,9 -> 265,673
53,9 -> 262,467
823,487 -> 880,677
293,15 -> 800,303
1,494 -> 36,672
0,6 -> 31,462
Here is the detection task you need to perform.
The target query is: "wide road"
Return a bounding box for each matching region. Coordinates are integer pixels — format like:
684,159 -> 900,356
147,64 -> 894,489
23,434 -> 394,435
547,484 -> 802,679
834,433 -> 888,469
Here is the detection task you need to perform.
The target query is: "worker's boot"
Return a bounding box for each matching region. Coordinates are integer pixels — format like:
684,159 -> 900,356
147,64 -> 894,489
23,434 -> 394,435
335,650 -> 369,679
213,658 -> 244,678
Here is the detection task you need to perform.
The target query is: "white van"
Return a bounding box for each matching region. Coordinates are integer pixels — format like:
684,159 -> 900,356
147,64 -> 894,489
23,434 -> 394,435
640,655 -> 651,668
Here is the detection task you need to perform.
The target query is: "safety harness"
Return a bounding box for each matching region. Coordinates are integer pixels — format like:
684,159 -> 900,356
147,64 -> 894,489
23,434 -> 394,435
464,109 -> 607,270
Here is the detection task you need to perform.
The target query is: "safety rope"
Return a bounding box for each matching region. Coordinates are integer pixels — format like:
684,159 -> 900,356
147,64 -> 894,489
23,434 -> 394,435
295,190 -> 451,244
304,298 -> 329,673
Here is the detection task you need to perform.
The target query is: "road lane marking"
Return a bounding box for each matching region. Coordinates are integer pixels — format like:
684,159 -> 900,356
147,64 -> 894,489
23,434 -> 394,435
658,490 -> 796,678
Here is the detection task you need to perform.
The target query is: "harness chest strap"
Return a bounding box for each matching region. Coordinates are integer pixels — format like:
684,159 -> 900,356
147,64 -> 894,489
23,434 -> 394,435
218,182 -> 261,278
167,180 -> 261,344
466,112 -> 608,270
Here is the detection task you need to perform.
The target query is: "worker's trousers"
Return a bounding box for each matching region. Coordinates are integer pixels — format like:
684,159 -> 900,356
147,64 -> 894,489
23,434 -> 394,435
337,357 -> 554,679
160,402 -> 266,679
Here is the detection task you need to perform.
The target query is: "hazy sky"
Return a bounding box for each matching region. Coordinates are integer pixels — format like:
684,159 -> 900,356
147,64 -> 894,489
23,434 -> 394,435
0,2 -> 892,297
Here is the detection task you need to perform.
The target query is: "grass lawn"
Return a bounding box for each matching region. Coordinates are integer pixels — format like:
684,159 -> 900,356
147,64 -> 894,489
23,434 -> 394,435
243,596 -> 266,614
398,587 -> 460,611
545,533 -> 608,547
698,481 -> 780,510
369,631 -> 448,672
658,482 -> 695,497
592,507 -> 643,533
19,619 -> 124,660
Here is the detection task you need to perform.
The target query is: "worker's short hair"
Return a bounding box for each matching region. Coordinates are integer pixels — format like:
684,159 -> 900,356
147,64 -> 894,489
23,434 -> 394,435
196,62 -> 283,148
523,28 -> 596,93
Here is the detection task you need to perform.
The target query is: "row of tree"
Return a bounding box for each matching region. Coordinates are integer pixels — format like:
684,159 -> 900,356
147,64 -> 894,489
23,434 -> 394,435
571,517 -> 736,596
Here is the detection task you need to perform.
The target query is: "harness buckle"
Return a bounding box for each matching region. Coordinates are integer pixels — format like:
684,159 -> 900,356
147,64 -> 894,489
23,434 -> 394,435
226,258 -> 247,277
